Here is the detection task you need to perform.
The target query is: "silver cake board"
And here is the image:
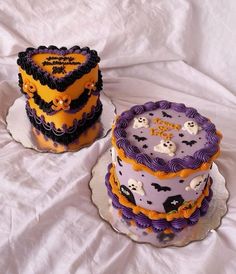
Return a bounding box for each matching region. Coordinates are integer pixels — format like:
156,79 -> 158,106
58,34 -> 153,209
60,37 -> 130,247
90,148 -> 229,247
6,92 -> 116,153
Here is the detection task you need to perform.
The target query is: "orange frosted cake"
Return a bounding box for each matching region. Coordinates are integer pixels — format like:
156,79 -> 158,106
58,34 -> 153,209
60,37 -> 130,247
17,45 -> 103,152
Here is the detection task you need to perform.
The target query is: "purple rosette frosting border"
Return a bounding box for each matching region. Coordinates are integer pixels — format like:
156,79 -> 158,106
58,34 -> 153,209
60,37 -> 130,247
105,164 -> 213,233
113,100 -> 221,173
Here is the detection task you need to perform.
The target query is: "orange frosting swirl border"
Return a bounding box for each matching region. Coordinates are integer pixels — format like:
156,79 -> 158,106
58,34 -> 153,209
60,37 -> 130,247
108,164 -> 212,221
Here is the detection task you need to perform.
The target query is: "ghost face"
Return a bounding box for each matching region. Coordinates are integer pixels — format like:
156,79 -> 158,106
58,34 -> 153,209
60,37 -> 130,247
128,178 -> 145,196
154,140 -> 177,157
185,174 -> 207,192
133,117 -> 149,129
182,120 -> 201,135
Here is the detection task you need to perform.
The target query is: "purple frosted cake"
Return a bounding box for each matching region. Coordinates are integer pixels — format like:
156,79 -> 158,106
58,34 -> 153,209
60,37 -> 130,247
105,100 -> 221,237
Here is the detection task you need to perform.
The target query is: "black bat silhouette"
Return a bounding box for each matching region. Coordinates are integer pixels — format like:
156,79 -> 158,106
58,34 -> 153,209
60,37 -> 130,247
162,111 -> 172,118
182,140 -> 197,147
117,156 -> 123,167
151,183 -> 171,192
133,135 -> 147,142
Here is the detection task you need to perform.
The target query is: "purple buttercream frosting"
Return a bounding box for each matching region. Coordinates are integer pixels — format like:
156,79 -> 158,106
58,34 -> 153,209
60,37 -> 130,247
171,218 -> 187,230
159,100 -> 171,109
200,198 -> 209,215
143,101 -> 157,110
105,164 -> 213,233
120,111 -> 135,120
130,105 -> 145,115
114,100 -> 221,173
189,208 -> 201,224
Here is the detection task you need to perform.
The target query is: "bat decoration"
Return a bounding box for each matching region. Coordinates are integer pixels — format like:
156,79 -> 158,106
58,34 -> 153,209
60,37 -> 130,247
133,135 -> 147,142
182,140 -> 197,147
143,144 -> 148,149
162,111 -> 172,118
117,156 -> 123,167
151,183 -> 171,192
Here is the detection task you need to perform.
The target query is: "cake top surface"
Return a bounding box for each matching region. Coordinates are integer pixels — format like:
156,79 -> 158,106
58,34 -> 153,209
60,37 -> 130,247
113,100 -> 221,174
32,53 -> 87,78
17,45 -> 100,91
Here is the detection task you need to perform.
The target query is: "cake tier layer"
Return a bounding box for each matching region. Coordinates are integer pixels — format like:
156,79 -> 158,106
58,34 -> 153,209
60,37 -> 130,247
32,121 -> 101,153
27,93 -> 100,129
26,100 -> 102,145
18,70 -> 102,115
112,152 -> 211,212
112,101 -> 221,178
105,164 -> 213,233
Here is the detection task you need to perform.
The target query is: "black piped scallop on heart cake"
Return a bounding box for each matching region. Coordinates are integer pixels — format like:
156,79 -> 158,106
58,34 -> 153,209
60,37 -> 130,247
106,100 -> 222,234
17,45 -> 103,152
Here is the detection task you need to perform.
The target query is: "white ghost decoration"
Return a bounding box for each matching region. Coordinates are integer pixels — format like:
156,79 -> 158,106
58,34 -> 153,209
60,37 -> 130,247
182,120 -> 201,135
133,117 -> 149,129
128,178 -> 145,196
153,140 -> 177,157
111,147 -> 117,165
185,174 -> 207,192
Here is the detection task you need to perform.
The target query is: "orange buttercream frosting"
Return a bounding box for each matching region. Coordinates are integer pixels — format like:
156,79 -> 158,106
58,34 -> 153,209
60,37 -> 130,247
108,165 -> 211,221
32,53 -> 87,78
17,45 -> 103,149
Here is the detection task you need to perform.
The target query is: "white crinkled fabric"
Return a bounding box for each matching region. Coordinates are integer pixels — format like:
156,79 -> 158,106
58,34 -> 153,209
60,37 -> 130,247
0,0 -> 236,273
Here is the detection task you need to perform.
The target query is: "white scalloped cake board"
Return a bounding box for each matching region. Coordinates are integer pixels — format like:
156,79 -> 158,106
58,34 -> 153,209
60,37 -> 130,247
90,149 -> 229,247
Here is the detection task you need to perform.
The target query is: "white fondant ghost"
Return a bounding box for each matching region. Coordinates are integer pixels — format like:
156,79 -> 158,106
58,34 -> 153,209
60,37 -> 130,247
128,178 -> 145,196
182,120 -> 201,135
133,117 -> 149,129
111,147 -> 117,165
153,140 -> 177,157
185,174 -> 207,192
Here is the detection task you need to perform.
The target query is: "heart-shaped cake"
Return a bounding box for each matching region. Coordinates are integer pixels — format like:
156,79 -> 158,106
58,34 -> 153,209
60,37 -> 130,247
17,45 -> 103,152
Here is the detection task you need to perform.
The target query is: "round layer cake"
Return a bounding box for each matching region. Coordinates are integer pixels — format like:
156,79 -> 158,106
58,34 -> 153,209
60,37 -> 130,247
17,45 -> 103,152
106,100 -> 221,234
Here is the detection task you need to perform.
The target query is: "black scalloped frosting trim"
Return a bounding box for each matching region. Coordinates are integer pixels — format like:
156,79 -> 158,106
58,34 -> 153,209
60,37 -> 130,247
26,100 -> 103,145
18,70 -> 103,114
17,45 -> 101,92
